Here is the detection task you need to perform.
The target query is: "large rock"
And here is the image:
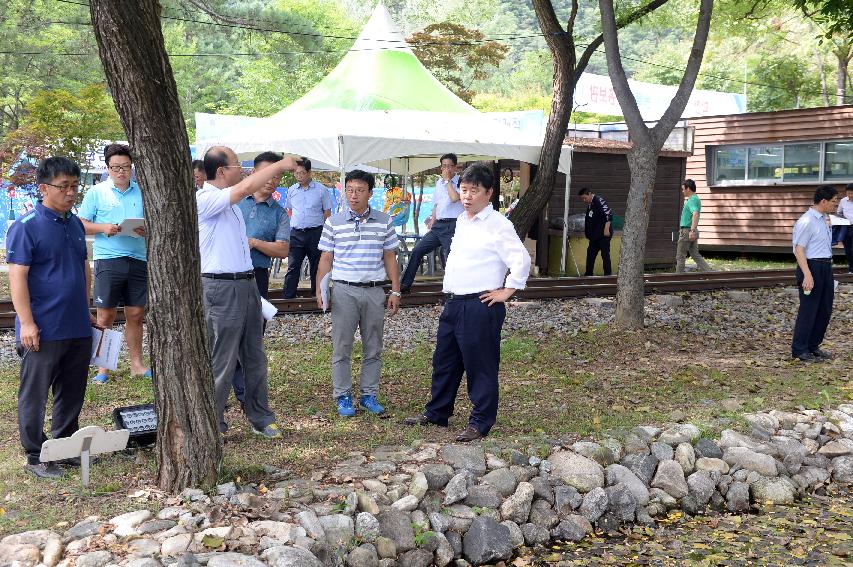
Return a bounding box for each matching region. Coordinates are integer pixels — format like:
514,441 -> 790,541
604,484 -> 636,522
433,533 -> 455,567
319,514 -> 354,545
529,477 -> 554,504
719,430 -> 773,454
674,443 -> 696,475
297,511 -> 326,540
521,523 -> 550,546
832,456 -> 853,483
347,545 -> 379,567
751,477 -> 796,504
651,460 -> 688,499
499,482 -> 535,523
549,451 -> 605,493
818,439 -> 853,458
726,482 -> 750,512
377,510 -> 415,552
527,499 -> 558,529
554,485 -> 582,516
262,545 -> 324,567
421,464 -> 454,490
441,445 -> 487,474
161,534 -> 193,557
649,442 -> 673,462
695,457 -> 729,474
501,520 -> 525,549
374,537 -> 396,559
605,464 -> 649,506
110,510 -> 153,538
356,513 -> 380,543
658,424 -> 700,446
398,549 -> 432,567
249,522 -> 306,544
686,471 -> 715,506
694,439 -> 723,459
481,468 -> 518,497
551,515 -> 592,542
444,471 -> 472,505
208,553 -> 267,567
462,517 -> 512,566
723,447 -> 778,477
578,487 -> 608,522
464,485 -> 502,508
391,495 -> 420,512
620,453 -> 659,486
76,550 -> 113,567
357,493 -> 380,515
0,544 -> 40,565
408,472 -> 429,499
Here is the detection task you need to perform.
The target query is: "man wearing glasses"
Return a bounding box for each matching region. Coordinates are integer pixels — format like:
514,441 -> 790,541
79,144 -> 149,384
400,153 -> 462,292
315,170 -> 401,417
8,157 -> 94,478
199,146 -> 296,440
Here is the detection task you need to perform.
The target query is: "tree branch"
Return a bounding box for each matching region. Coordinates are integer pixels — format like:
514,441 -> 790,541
567,0 -> 579,34
576,0 -> 671,85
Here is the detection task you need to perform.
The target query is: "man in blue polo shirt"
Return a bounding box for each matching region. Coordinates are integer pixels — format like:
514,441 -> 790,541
79,143 -> 149,384
232,151 -> 291,405
8,157 -> 94,479
283,157 -> 332,298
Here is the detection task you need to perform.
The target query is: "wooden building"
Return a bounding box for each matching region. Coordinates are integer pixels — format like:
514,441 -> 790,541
684,105 -> 853,252
517,137 -> 690,274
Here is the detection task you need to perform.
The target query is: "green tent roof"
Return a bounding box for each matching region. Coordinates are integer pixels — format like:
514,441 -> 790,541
280,3 -> 477,114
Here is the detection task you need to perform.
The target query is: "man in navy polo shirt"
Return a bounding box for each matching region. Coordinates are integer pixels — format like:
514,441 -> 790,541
7,157 -> 94,479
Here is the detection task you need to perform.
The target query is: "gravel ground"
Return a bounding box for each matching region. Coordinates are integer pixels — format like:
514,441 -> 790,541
1,285 -> 849,364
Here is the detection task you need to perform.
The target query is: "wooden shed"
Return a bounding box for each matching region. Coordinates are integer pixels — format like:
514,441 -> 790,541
517,137 -> 690,274
684,105 -> 853,252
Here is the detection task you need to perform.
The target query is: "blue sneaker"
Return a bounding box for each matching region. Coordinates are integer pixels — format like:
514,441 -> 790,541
359,395 -> 385,415
92,372 -> 109,384
337,394 -> 356,417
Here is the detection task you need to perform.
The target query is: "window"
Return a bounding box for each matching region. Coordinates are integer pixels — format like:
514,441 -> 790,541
715,147 -> 745,182
747,146 -> 782,181
713,139 -> 853,184
825,142 -> 853,180
783,143 -> 820,181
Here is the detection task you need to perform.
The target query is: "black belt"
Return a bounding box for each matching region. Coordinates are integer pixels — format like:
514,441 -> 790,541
444,291 -> 487,300
292,226 -> 323,231
202,271 -> 255,280
434,218 -> 457,224
679,226 -> 693,229
332,279 -> 386,287
807,258 -> 833,263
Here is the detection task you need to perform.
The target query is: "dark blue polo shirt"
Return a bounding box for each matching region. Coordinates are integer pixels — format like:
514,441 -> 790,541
6,203 -> 91,342
237,196 -> 290,269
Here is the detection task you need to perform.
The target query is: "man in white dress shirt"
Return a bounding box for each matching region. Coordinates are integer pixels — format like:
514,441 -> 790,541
198,146 -> 296,439
399,153 -> 462,292
404,162 -> 530,441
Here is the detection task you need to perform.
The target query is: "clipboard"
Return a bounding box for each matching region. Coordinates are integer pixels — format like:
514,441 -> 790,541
118,218 -> 145,237
91,325 -> 123,370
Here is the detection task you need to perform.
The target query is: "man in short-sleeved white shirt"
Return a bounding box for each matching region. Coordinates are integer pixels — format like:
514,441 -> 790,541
197,146 -> 296,439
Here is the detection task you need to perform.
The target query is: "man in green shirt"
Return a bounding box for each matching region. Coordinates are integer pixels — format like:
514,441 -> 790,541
676,179 -> 712,273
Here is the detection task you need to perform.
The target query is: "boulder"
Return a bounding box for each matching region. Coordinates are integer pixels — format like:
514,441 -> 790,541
605,464 -> 650,506
444,471 -> 472,505
694,439 -> 723,460
551,515 -> 592,542
695,457 -> 729,474
500,520 -> 525,549
521,523 -> 550,546
347,545 -> 379,567
620,453 -> 659,486
527,499 -> 558,529
649,442 -> 674,462
578,487 -> 608,523
658,424 -> 700,446
832,455 -> 853,483
651,460 -> 688,499
499,482 -> 535,523
461,517 -> 512,565
208,553 -> 267,567
604,484 -> 636,522
262,545 -> 324,567
723,447 -> 778,477
751,477 -> 796,505
356,513 -> 380,543
726,482 -> 750,512
481,468 -> 518,497
674,443 -> 696,475
441,445 -> 486,474
319,514 -> 354,545
421,464 -> 454,490
465,485 -> 502,508
377,510 -> 415,553
549,451 -> 605,493
553,485 -> 582,516
686,471 -> 715,506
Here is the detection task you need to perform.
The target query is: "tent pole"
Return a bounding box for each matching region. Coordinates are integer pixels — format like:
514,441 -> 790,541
560,147 -> 574,275
338,135 -> 345,213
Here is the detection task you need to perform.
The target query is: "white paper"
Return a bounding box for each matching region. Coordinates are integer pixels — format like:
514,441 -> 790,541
91,326 -> 123,370
260,297 -> 278,321
830,214 -> 851,226
320,272 -> 331,312
118,218 -> 145,237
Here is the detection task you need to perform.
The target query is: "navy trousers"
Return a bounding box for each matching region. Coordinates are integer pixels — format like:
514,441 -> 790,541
400,219 -> 456,289
584,236 -> 612,276
791,259 -> 834,357
283,226 -> 323,298
424,297 -> 506,435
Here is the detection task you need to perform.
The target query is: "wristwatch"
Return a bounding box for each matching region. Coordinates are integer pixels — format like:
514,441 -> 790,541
389,290 -> 402,297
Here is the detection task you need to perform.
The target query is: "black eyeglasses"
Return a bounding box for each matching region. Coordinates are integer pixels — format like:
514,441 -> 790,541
43,182 -> 81,193
108,165 -> 132,172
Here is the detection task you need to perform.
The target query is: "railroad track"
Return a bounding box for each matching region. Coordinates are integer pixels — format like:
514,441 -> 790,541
0,268 -> 850,329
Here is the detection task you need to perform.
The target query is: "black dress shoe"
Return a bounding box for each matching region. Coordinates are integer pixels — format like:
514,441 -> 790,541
59,455 -> 101,467
793,352 -> 818,363
455,426 -> 484,442
403,414 -> 444,427
25,462 -> 64,479
812,349 -> 833,360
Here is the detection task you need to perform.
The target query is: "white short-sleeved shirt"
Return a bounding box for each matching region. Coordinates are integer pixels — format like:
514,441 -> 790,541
792,207 -> 832,259
197,182 -> 253,273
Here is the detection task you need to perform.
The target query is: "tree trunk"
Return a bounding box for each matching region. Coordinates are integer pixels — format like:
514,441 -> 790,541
614,145 -> 658,327
836,49 -> 851,105
89,0 -> 220,491
600,0 -> 713,328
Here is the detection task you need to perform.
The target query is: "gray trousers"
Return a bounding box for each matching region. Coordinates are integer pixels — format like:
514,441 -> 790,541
202,278 -> 275,433
331,283 -> 386,399
675,228 -> 712,273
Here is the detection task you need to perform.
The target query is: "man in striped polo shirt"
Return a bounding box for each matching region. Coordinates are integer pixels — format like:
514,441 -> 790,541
316,170 -> 401,417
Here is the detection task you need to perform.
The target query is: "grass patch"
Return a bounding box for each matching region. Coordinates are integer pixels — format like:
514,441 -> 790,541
0,300 -> 851,535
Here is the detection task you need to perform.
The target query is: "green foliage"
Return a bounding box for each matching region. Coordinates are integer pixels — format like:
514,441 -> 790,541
411,523 -> 435,547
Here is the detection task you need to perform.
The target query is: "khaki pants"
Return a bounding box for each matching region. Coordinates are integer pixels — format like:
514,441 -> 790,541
676,228 -> 711,273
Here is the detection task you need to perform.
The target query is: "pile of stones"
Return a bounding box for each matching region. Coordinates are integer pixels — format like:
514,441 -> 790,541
2,405 -> 851,567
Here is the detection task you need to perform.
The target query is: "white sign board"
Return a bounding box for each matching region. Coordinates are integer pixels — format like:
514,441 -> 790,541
574,73 -> 746,120
40,425 -> 130,487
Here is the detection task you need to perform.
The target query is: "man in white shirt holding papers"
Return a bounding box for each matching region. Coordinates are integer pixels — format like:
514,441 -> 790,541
198,146 -> 296,440
405,163 -> 530,442
836,183 -> 853,274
